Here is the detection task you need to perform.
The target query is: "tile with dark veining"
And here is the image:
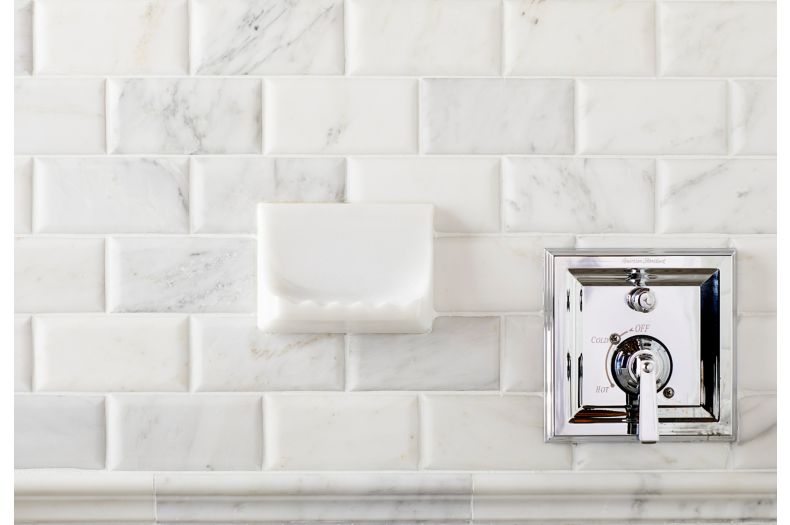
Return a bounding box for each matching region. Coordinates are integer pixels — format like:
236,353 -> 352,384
191,0 -> 343,74
730,80 -> 777,155
107,237 -> 256,313
107,78 -> 262,154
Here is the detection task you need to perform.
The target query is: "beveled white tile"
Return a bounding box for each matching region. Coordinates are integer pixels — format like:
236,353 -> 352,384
191,157 -> 345,233
34,158 -> 189,233
348,316 -> 500,391
191,0 -> 343,74
265,394 -> 419,470
731,80 -> 777,155
731,394 -> 776,469
107,78 -> 262,154
504,0 -> 654,76
15,316 -> 32,392
347,157 -> 500,233
502,315 -> 542,392
34,316 -> 189,392
108,395 -> 262,470
421,79 -> 574,154
15,78 -> 105,154
15,395 -> 105,468
731,236 -> 776,313
264,78 -> 417,154
191,316 -> 344,391
15,0 -> 32,74
15,157 -> 31,233
107,237 -> 256,313
347,0 -> 500,75
656,160 -> 775,234
737,314 -> 776,393
503,157 -> 654,233
577,80 -> 727,155
421,394 -> 571,470
573,442 -> 730,470
34,0 -> 188,74
15,237 -> 105,313
435,235 -> 574,312
660,2 -> 776,76
575,234 -> 731,249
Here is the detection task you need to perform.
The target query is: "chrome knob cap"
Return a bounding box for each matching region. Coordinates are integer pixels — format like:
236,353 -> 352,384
627,287 -> 657,313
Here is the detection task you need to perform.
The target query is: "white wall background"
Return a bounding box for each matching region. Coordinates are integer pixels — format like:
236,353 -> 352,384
14,0 -> 776,522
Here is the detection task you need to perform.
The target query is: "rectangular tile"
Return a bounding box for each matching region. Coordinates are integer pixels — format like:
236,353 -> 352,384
348,316 -> 500,391
264,78 -> 417,154
15,237 -> 105,313
107,78 -> 262,154
573,442 -> 730,470
15,316 -> 32,392
731,236 -> 776,313
737,314 -> 776,393
191,157 -> 345,233
660,2 -> 776,76
656,160 -> 775,234
577,80 -> 726,155
503,157 -> 654,233
34,158 -> 189,233
730,394 -> 776,469
15,395 -> 105,468
265,394 -> 419,470
502,315 -> 543,392
15,0 -> 31,74
435,235 -> 574,312
421,394 -> 571,469
347,0 -> 500,75
15,78 -> 105,154
108,395 -> 262,470
347,157 -> 500,233
731,80 -> 777,155
34,0 -> 188,74
191,316 -> 344,391
503,0 -> 654,76
15,157 -> 31,233
107,237 -> 255,313
191,0 -> 343,74
34,316 -> 189,392
420,79 -> 574,154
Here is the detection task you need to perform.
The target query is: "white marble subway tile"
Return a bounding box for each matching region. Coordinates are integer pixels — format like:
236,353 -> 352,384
347,316 -> 500,391
737,314 -> 776,393
191,316 -> 344,391
502,315 -> 543,392
731,236 -> 776,313
15,237 -> 105,313
265,394 -> 419,470
107,237 -> 256,313
34,158 -> 189,234
576,234 -> 731,248
347,157 -> 500,233
191,157 -> 345,233
435,235 -> 574,312
107,78 -> 262,154
14,157 -> 31,233
108,395 -> 262,470
15,316 -> 32,392
34,316 -> 189,392
34,0 -> 188,74
731,80 -> 777,155
577,80 -> 727,155
574,442 -> 730,470
659,2 -> 776,77
15,78 -> 105,154
347,0 -> 500,75
503,157 -> 654,233
421,394 -> 571,470
421,79 -> 574,154
191,0 -> 343,74
731,394 -> 776,469
503,0 -> 654,76
264,79 -> 417,154
15,395 -> 105,468
14,0 -> 32,74
656,159 -> 775,234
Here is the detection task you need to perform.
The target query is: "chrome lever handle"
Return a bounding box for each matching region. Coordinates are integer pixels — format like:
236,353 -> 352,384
637,357 -> 659,444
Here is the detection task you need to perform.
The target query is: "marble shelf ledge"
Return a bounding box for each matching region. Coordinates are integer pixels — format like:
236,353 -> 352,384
15,470 -> 776,524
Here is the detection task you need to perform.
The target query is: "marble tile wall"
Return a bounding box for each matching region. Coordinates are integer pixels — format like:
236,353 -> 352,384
15,0 -> 775,486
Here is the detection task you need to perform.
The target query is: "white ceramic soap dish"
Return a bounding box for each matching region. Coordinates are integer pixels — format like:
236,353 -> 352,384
258,203 -> 435,333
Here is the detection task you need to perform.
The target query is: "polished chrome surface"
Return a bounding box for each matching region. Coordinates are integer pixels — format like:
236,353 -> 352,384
626,286 -> 657,313
637,356 -> 659,443
611,335 -> 672,396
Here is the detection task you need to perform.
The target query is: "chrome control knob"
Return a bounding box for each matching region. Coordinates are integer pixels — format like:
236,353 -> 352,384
626,287 -> 657,313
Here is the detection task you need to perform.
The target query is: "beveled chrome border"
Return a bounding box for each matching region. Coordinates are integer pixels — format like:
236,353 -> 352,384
544,248 -> 736,442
